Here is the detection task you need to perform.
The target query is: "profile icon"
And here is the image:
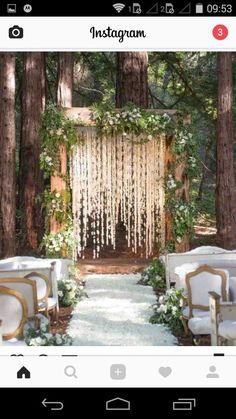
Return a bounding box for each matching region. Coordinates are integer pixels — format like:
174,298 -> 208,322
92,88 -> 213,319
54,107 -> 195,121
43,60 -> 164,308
206,365 -> 219,379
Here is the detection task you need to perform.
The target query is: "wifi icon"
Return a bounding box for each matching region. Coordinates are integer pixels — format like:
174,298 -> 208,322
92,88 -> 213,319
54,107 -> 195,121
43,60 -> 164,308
113,3 -> 126,13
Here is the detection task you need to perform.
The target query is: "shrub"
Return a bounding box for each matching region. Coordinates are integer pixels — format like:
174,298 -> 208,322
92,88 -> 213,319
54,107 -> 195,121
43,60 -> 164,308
150,288 -> 185,335
58,276 -> 87,307
138,257 -> 166,290
23,314 -> 72,346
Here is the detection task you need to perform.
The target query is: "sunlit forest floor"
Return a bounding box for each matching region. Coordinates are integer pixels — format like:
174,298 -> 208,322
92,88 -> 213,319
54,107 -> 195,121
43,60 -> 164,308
192,214 -> 216,248
191,179 -> 216,249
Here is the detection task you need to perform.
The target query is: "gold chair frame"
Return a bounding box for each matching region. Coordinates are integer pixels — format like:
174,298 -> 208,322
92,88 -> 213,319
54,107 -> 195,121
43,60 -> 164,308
0,277 -> 38,318
186,264 -> 228,318
25,271 -> 58,322
0,285 -> 28,341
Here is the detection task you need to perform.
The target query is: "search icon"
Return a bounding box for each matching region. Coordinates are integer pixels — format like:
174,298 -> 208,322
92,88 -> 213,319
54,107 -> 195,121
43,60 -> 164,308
64,365 -> 78,378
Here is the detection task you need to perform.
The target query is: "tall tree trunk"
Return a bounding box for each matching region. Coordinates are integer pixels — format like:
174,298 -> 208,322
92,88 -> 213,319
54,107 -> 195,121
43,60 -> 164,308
0,53 -> 16,257
57,52 -> 73,106
116,52 -> 149,107
51,52 -> 74,232
216,52 -> 236,249
20,52 -> 45,252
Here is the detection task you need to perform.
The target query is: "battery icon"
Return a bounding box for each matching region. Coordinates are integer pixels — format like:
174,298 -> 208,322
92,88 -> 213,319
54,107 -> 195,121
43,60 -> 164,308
196,3 -> 203,13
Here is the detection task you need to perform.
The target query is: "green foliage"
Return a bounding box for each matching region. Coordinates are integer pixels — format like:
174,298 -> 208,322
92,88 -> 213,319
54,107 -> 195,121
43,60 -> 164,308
40,104 -> 79,177
41,225 -> 75,258
92,102 -> 177,140
167,199 -> 196,244
138,258 -> 166,289
43,189 -> 71,225
58,276 -> 87,307
150,288 -> 185,334
172,124 -> 200,180
23,314 -> 72,346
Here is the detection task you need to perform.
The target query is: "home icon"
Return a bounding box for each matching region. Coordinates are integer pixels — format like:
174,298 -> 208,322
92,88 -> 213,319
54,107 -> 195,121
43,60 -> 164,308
106,397 -> 131,411
17,366 -> 31,379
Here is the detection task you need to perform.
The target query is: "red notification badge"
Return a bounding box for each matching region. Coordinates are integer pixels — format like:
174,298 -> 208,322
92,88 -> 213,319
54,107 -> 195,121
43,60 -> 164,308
212,24 -> 228,40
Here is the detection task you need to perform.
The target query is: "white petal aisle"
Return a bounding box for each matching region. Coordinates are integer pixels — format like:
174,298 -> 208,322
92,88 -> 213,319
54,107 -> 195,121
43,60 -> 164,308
68,274 -> 177,346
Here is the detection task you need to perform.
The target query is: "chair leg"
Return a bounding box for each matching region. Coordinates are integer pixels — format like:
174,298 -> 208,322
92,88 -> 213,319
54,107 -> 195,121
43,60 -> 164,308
181,316 -> 189,335
45,307 -> 49,319
54,305 -> 59,324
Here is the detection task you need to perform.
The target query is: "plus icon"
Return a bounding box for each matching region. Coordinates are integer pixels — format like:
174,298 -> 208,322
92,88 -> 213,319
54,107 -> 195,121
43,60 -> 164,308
110,364 -> 126,380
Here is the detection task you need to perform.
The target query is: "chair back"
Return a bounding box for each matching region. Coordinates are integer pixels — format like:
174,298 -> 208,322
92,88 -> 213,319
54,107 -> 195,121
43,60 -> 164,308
0,278 -> 38,318
24,271 -> 50,302
0,286 -> 28,340
186,264 -> 229,317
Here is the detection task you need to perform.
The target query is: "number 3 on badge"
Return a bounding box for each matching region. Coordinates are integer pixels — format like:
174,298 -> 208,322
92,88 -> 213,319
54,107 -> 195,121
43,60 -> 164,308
212,24 -> 228,40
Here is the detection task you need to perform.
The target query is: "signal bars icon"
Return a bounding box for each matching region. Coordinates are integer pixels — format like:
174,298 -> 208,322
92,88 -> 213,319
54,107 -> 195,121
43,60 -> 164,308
113,3 -> 126,13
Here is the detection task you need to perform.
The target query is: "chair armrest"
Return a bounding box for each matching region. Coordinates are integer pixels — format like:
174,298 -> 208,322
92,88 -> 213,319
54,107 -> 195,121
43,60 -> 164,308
209,292 -> 221,345
209,291 -> 221,302
229,277 -> 236,302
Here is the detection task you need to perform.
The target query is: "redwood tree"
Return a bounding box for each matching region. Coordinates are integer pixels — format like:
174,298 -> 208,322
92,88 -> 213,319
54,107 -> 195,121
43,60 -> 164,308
51,52 -> 74,232
20,52 -> 45,252
216,52 -> 236,249
116,52 -> 149,107
57,52 -> 73,106
0,53 -> 16,257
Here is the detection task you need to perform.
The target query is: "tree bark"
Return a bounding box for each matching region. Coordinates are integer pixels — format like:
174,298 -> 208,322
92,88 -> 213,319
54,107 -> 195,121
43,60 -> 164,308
20,52 -> 45,252
216,52 -> 236,249
116,52 -> 149,107
0,53 -> 16,257
57,52 -> 73,106
51,52 -> 74,233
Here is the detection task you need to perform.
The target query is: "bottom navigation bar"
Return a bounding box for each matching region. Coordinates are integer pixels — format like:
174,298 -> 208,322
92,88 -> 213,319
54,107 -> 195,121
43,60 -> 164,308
0,388 -> 233,416
0,355 -> 235,387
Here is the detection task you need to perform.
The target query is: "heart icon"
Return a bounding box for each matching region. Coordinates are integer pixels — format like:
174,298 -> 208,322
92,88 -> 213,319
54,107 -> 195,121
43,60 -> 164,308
159,366 -> 172,378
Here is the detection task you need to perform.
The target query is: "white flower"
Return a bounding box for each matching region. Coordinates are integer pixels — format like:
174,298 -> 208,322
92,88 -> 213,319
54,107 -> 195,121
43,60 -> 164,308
44,333 -> 53,339
40,324 -> 47,333
55,334 -> 62,345
58,290 -> 63,297
35,337 -> 43,345
55,192 -> 61,198
159,304 -> 167,313
172,306 -> 178,314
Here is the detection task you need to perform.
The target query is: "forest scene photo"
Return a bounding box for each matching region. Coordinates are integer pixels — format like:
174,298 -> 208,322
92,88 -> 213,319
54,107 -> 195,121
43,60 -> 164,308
0,51 -> 236,347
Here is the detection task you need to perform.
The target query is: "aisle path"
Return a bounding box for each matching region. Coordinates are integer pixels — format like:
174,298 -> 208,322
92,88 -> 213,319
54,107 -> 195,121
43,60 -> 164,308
68,274 -> 177,346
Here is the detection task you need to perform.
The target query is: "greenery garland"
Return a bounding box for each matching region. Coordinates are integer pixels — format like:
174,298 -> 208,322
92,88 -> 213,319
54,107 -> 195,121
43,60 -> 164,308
40,104 -> 79,177
40,103 -> 200,257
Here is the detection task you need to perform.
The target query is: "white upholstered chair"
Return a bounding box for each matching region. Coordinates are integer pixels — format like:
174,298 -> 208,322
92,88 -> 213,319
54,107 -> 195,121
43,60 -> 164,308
209,291 -> 236,345
183,265 -> 229,336
0,264 -> 59,323
0,319 -> 2,345
161,246 -> 236,288
0,286 -> 28,344
0,278 -> 38,320
24,271 -> 58,321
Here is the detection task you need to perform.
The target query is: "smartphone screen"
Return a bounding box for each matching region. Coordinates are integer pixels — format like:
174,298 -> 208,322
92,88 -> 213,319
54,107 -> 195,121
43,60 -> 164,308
0,0 -> 236,415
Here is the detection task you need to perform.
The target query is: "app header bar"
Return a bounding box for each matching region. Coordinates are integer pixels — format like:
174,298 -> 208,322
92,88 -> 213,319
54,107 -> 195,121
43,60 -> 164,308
0,17 -> 235,51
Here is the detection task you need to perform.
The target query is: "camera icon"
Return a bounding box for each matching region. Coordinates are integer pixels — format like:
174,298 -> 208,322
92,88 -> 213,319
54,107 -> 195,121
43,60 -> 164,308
9,25 -> 24,39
